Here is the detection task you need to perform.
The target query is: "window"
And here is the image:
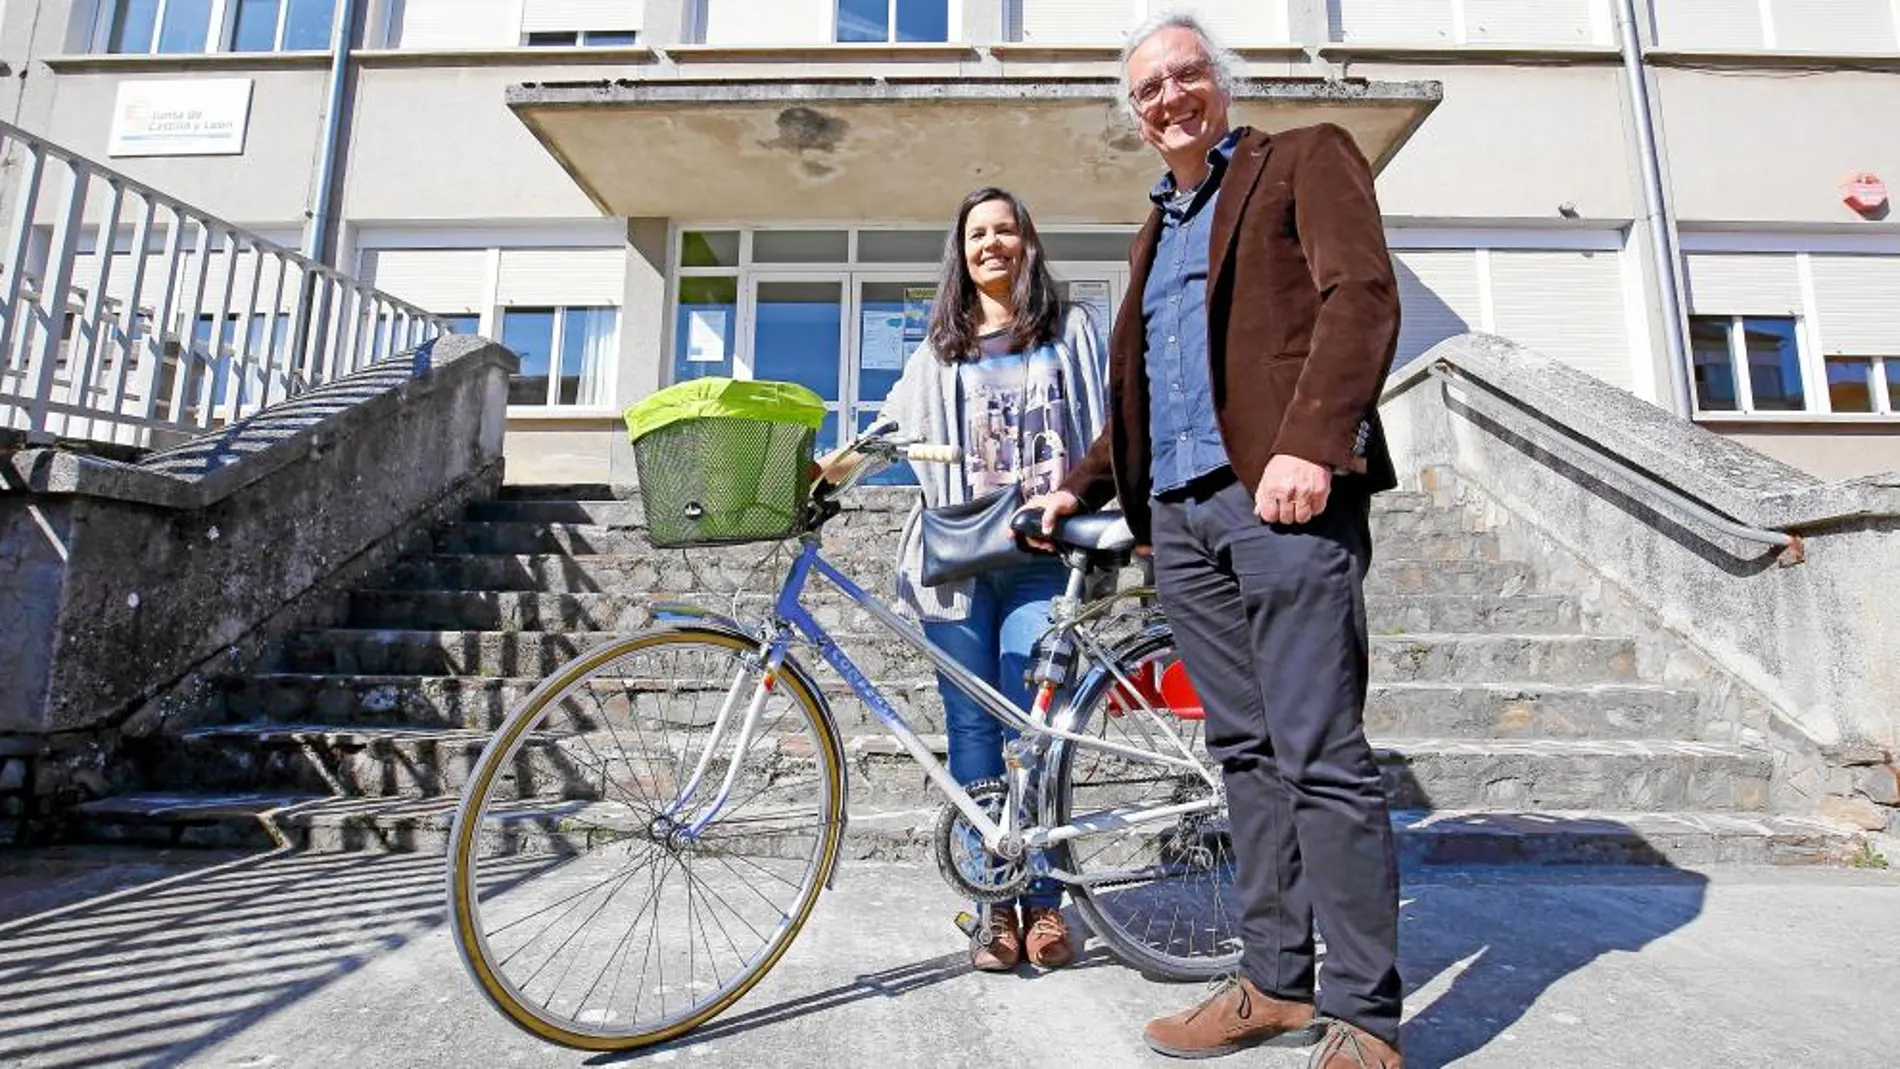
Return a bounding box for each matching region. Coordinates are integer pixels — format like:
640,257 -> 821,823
1328,0 -> 1603,46
1689,315 -> 1808,414
524,29 -> 640,46
1655,0 -> 1900,52
1824,355 -> 1900,415
837,0 -> 949,43
437,313 -> 481,335
98,0 -> 337,55
502,307 -> 618,407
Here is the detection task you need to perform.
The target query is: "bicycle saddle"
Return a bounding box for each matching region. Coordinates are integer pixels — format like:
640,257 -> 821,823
1010,507 -> 1137,555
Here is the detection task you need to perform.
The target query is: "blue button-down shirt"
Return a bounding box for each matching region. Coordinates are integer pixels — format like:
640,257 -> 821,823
1144,129 -> 1243,494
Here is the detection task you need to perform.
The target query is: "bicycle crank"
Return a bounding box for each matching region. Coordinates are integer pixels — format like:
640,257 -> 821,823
931,778 -> 1030,903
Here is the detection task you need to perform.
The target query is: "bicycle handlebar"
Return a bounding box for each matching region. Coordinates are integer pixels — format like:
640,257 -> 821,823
904,443 -> 961,465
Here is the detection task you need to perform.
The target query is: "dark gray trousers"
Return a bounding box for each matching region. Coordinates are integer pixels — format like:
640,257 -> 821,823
1150,471 -> 1401,1046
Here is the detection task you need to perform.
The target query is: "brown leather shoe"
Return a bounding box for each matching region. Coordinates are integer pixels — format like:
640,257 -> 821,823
1309,1020 -> 1402,1069
968,905 -> 1020,972
1022,906 -> 1074,969
1143,976 -> 1324,1058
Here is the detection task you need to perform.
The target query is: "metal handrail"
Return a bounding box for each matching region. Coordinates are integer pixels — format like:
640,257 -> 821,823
1428,363 -> 1804,563
0,118 -> 450,449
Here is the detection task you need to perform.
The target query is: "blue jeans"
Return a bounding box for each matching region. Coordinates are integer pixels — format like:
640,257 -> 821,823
921,558 -> 1070,910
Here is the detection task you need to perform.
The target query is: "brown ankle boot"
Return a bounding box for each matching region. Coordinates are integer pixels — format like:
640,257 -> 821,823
968,905 -> 1020,972
1309,1020 -> 1402,1069
1143,976 -> 1324,1058
1022,906 -> 1074,969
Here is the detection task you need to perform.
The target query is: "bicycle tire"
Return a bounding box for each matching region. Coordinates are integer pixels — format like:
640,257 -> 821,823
447,627 -> 846,1051
1043,624 -> 1242,981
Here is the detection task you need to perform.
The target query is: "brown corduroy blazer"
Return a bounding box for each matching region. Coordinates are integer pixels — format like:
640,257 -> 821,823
1060,123 -> 1402,542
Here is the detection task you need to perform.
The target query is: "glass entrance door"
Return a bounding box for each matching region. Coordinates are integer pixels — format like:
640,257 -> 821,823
852,275 -> 937,482
746,275 -> 847,450
730,268 -> 1123,477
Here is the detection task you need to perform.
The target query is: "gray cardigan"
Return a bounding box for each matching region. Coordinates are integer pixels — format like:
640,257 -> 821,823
873,305 -> 1110,622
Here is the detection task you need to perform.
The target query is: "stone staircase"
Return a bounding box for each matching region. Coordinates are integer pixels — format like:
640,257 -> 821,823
73,474 -> 1867,866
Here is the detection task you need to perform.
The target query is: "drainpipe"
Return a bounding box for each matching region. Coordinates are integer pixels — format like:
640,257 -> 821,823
1615,0 -> 1694,418
293,0 -> 360,383
303,0 -> 358,266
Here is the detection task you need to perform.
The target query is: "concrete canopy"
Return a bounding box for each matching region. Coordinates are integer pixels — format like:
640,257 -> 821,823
505,78 -> 1443,224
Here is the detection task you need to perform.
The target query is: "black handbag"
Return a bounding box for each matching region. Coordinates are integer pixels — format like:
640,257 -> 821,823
919,484 -> 1035,588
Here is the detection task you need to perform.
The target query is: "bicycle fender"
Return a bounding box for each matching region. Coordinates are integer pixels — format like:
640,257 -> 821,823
649,602 -> 764,639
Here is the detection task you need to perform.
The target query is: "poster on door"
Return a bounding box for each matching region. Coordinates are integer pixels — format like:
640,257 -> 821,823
1068,281 -> 1114,348
902,287 -> 936,346
860,310 -> 907,371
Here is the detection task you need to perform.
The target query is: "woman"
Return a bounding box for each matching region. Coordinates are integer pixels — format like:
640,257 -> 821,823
827,188 -> 1108,972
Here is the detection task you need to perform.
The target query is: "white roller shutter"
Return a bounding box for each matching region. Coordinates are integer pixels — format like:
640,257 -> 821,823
362,249 -> 491,314
496,248 -> 625,307
1488,249 -> 1633,390
521,0 -> 643,33
392,0 -> 517,48
69,249 -> 301,317
1328,0 -> 1454,43
1462,0 -> 1596,45
1682,253 -> 1802,316
180,246 -> 300,317
702,0 -> 831,44
1160,0 -> 1281,44
1770,0 -> 1897,50
1809,255 -> 1900,355
68,252 -> 174,315
1019,0 -> 1138,44
1651,0 -> 1764,48
1391,249 -> 1482,367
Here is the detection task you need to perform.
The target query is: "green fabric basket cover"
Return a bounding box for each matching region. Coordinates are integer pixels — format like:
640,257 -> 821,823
624,378 -> 827,444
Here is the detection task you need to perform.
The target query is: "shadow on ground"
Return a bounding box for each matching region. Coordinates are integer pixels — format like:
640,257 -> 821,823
0,849 -> 455,1069
1396,865 -> 1710,1068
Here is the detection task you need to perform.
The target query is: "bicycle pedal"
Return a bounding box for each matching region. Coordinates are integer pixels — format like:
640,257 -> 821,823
953,910 -> 988,943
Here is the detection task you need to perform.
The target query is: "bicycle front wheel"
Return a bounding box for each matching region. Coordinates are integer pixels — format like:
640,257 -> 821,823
447,627 -> 846,1051
1044,625 -> 1242,981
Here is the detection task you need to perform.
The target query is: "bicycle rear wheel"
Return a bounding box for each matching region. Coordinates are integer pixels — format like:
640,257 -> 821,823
1044,625 -> 1242,980
447,627 -> 846,1050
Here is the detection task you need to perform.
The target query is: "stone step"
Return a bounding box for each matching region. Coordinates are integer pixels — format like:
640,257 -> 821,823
1376,738 -> 1771,813
218,673 -> 1696,741
380,552 -> 1531,596
71,792 -> 1862,866
463,490 -> 1444,528
276,629 -> 1642,687
1365,681 -> 1698,739
135,714 -> 1763,814
1367,593 -> 1579,634
424,522 -> 1499,566
437,504 -> 1482,555
347,588 -> 1580,636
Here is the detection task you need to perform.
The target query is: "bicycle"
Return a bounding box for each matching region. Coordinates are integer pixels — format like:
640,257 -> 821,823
445,419 -> 1237,1051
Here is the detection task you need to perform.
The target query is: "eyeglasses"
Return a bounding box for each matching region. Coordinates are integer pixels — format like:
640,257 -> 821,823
1128,58 -> 1214,111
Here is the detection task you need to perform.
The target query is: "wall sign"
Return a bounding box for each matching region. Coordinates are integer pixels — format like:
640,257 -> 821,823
108,79 -> 254,158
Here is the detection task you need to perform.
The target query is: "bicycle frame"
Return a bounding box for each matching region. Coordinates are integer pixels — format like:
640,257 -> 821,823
663,536 -> 1219,859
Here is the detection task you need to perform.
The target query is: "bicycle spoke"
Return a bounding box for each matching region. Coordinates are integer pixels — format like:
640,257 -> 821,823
452,631 -> 841,1047
1054,633 -> 1242,980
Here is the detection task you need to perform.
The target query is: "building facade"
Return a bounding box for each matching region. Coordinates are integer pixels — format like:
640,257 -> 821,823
4,0 -> 1898,483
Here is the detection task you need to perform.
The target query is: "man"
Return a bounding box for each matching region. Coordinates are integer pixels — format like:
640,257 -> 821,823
1036,13 -> 1405,1069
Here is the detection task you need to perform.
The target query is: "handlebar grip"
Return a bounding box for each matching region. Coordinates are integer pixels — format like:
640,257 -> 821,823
905,443 -> 963,465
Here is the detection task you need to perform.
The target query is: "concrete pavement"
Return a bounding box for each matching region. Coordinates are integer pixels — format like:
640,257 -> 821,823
0,849 -> 1896,1068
